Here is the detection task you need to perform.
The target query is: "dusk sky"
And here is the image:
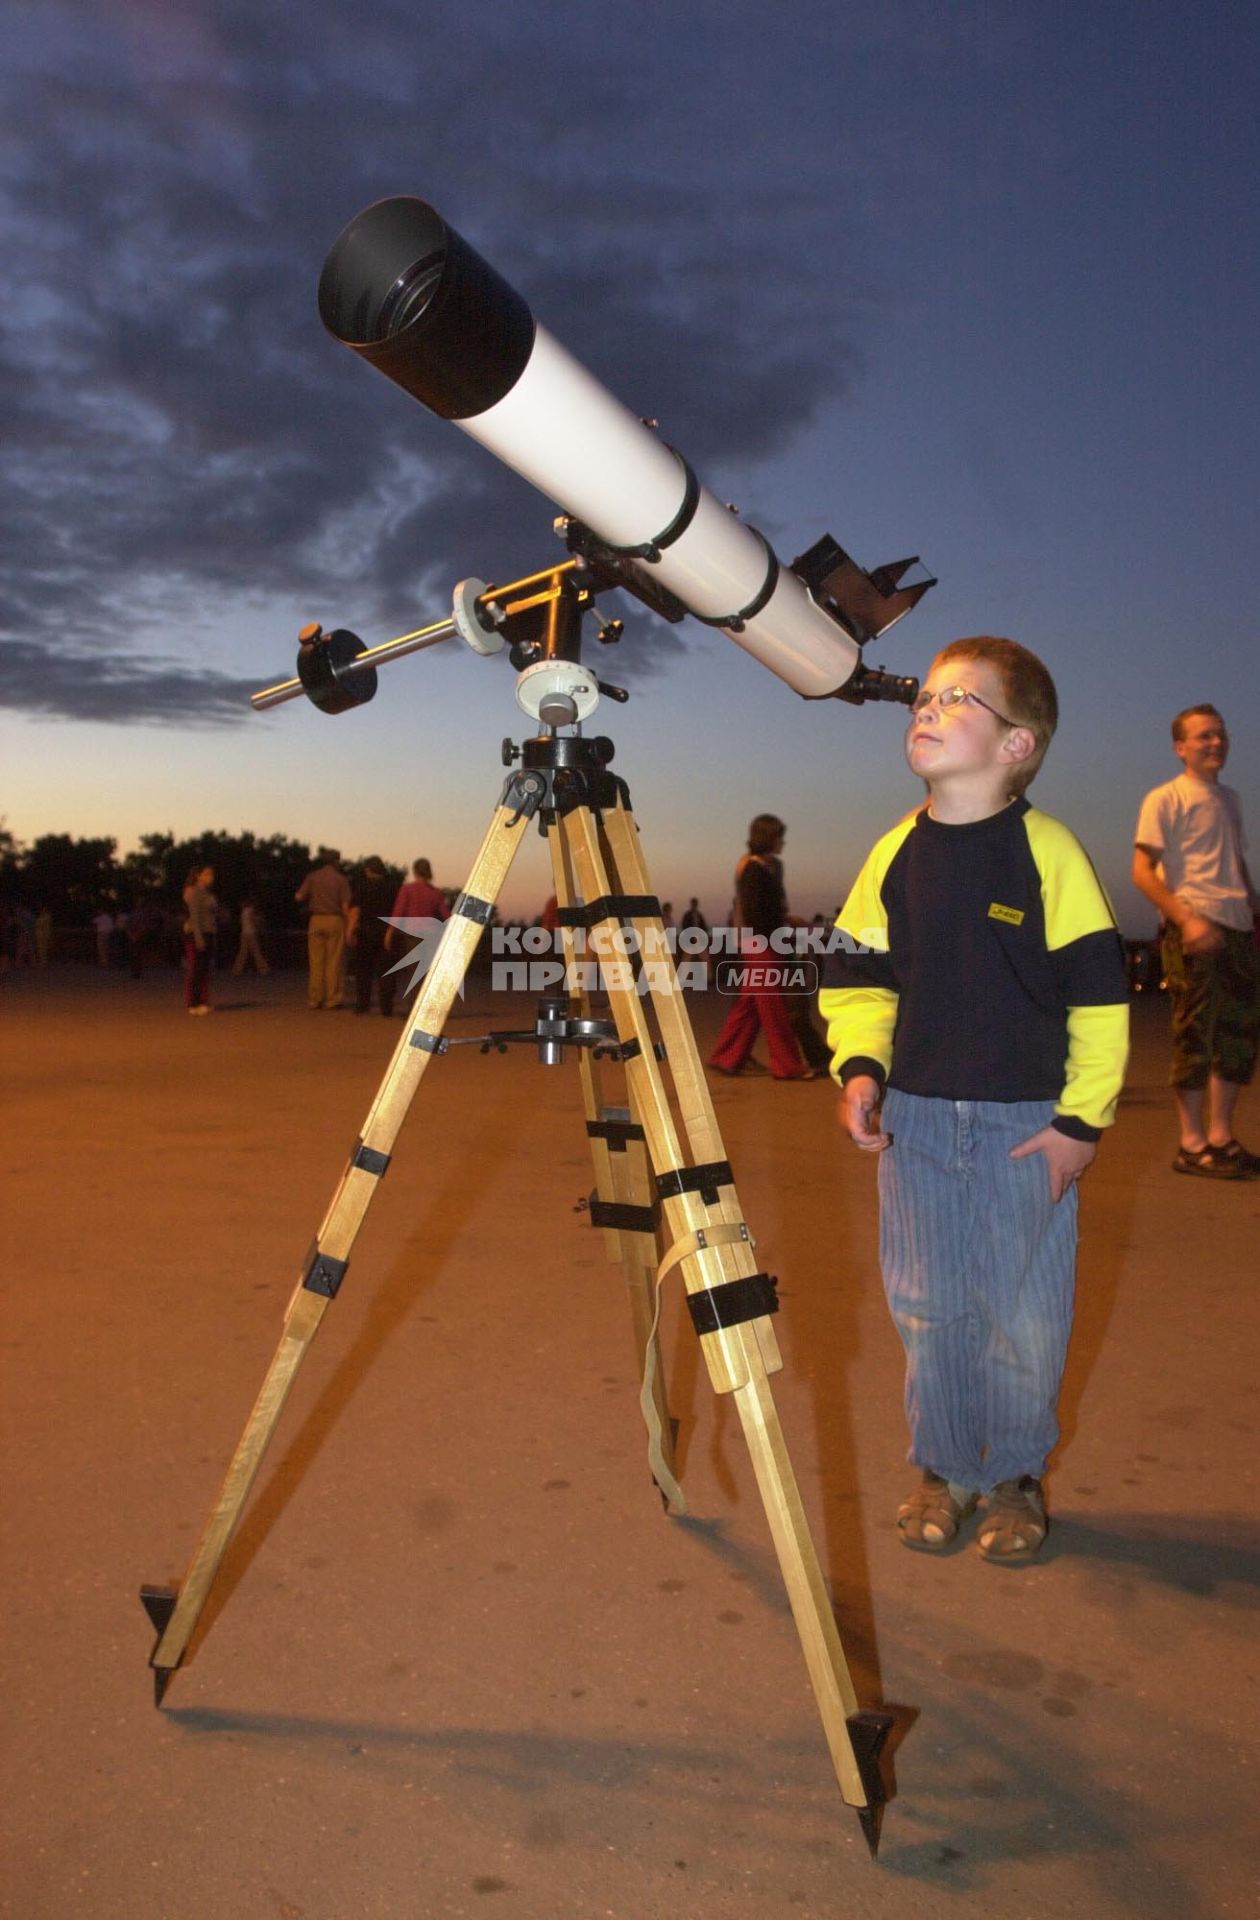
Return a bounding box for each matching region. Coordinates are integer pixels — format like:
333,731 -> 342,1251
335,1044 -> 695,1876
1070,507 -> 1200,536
2,1 -> 1257,927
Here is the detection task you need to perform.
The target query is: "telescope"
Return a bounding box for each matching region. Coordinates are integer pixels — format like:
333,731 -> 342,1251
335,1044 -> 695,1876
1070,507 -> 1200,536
272,195 -> 932,718
149,196 -> 936,1853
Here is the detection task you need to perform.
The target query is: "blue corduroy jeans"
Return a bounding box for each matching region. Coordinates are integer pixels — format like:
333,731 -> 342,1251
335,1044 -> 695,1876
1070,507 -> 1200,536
876,1089 -> 1078,1493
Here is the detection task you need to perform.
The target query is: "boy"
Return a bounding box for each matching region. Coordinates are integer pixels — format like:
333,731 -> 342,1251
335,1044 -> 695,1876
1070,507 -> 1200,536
819,638 -> 1129,1563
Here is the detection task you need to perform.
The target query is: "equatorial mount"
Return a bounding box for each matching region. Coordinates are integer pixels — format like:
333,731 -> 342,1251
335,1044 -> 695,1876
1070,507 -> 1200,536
251,522 -> 930,724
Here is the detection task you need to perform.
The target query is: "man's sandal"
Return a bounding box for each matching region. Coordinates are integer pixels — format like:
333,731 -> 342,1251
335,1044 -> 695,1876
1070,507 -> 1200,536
976,1476 -> 1048,1564
1206,1139 -> 1260,1178
896,1470 -> 978,1551
1172,1144 -> 1251,1180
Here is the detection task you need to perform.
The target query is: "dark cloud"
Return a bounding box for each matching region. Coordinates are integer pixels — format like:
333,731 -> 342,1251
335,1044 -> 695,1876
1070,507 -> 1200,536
0,639 -> 264,726
0,3 -> 869,723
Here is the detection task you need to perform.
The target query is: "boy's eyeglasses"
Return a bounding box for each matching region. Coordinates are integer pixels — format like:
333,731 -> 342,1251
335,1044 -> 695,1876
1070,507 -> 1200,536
910,684 -> 1018,727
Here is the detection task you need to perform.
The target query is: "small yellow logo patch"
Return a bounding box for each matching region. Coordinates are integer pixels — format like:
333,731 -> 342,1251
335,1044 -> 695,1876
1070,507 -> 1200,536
988,902 -> 1025,926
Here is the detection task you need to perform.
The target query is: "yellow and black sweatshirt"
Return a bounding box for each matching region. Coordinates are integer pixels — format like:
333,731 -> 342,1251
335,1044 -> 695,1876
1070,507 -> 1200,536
818,799 -> 1129,1141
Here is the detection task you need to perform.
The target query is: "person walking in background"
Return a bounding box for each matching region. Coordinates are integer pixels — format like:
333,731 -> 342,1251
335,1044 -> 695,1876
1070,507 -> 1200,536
93,908 -> 113,968
679,896 -> 711,988
295,848 -> 351,1010
1133,704 -> 1260,1179
708,814 -> 817,1080
34,906 -> 53,967
126,897 -> 162,979
390,857 -> 449,927
347,857 -> 397,1016
232,897 -> 270,976
389,858 -> 450,932
183,866 -> 219,1014
385,858 -> 451,1006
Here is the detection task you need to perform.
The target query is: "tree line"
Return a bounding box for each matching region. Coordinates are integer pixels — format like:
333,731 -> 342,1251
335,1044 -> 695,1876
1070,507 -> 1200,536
0,827 -> 405,929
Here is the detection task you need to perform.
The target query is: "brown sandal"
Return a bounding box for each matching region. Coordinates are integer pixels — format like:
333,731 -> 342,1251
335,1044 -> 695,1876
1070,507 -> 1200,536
976,1476 -> 1048,1563
896,1470 -> 978,1551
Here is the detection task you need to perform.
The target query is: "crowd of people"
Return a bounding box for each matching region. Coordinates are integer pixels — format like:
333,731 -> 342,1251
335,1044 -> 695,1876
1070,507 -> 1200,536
156,849 -> 460,1017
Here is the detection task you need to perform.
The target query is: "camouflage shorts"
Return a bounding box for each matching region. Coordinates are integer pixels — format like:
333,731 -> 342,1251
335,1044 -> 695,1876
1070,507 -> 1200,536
1160,923 -> 1260,1089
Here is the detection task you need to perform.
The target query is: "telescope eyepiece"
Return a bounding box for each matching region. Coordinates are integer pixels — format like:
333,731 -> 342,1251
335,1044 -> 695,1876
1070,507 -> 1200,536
833,665 -> 920,708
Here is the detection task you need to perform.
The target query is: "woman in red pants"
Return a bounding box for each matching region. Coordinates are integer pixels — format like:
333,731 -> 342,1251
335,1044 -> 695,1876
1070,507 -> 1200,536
708,814 -> 818,1080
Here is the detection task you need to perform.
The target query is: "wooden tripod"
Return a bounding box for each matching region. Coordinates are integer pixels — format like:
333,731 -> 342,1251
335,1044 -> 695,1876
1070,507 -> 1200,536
140,730 -> 892,1853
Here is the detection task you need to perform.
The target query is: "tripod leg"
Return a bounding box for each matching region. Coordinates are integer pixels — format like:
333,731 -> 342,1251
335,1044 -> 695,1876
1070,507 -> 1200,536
546,821 -> 677,1498
561,796 -> 889,1838
142,796 -> 534,1700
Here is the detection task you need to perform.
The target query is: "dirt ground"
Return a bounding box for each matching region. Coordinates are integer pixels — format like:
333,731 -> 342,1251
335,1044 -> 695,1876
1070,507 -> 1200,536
3,964 -> 1258,1920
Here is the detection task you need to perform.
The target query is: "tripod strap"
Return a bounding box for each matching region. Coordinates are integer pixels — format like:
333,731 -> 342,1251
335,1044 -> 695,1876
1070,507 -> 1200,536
638,1223 -> 756,1512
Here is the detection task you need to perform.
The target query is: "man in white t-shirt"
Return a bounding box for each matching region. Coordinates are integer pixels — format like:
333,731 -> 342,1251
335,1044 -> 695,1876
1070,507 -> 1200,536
1133,704 -> 1260,1179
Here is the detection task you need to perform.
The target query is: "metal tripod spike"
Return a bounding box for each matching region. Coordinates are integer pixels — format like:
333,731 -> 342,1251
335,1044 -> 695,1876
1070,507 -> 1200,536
846,1708 -> 896,1858
139,1586 -> 178,1705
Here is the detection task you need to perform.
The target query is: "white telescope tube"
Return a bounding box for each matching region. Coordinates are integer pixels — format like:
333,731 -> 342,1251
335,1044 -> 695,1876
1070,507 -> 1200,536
318,198 -> 863,698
